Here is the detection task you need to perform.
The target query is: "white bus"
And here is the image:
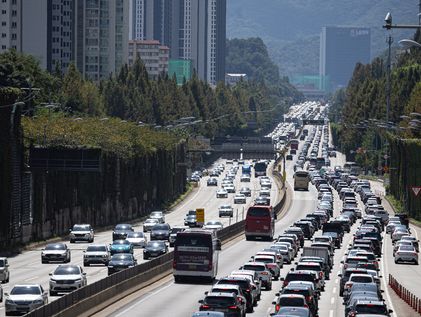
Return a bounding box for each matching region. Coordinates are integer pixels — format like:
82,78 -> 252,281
173,229 -> 221,283
293,170 -> 310,191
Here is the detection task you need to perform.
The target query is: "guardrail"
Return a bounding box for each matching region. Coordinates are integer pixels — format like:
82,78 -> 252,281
389,274 -> 421,315
25,166 -> 287,317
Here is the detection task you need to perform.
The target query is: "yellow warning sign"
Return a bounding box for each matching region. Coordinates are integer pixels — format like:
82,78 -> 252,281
196,208 -> 205,226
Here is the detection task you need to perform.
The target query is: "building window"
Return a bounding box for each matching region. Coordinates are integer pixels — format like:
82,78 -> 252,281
1,33 -> 6,38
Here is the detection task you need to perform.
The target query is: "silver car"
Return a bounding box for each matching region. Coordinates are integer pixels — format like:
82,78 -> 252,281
49,265 -> 87,296
41,243 -> 71,264
83,244 -> 110,266
143,218 -> 159,232
234,194 -> 246,204
394,245 -> 418,264
0,257 -> 10,283
150,211 -> 165,223
69,224 -> 94,243
5,284 -> 48,315
218,204 -> 233,217
126,232 -> 147,248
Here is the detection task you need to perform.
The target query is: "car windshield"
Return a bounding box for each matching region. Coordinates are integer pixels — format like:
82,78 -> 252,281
152,224 -> 170,230
247,207 -> 270,217
86,245 -> 107,252
356,304 -> 388,314
399,246 -> 416,251
147,241 -> 165,248
73,225 -> 90,231
11,286 -> 41,295
254,257 -> 273,263
111,254 -> 132,261
145,219 -> 158,224
206,221 -> 222,226
278,297 -> 305,306
54,266 -> 80,275
204,296 -> 235,306
351,276 -> 373,283
151,212 -> 163,217
0,259 -> 5,266
113,240 -> 130,245
45,243 -> 65,250
243,264 -> 265,271
127,232 -> 144,238
115,224 -> 131,230
170,228 -> 185,234
186,215 -> 196,220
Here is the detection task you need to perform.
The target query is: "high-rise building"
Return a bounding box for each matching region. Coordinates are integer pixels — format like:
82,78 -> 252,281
129,0 -> 226,85
320,26 -> 371,91
21,0 -> 74,72
128,40 -> 169,80
74,0 -> 129,81
0,0 -> 22,53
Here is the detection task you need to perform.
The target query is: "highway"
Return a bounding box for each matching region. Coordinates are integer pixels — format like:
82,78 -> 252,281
0,158 -> 280,316
91,124 -> 369,317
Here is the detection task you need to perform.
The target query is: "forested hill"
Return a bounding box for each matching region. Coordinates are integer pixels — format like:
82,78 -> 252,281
227,0 -> 417,77
226,37 -> 303,103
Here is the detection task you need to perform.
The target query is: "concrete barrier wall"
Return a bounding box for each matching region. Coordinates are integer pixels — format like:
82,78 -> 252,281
25,161 -> 288,317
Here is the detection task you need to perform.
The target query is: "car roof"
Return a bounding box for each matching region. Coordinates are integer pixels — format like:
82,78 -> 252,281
206,292 -> 236,298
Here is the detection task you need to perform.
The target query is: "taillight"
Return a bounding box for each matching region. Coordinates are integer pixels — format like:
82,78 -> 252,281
306,296 -> 312,302
245,288 -> 251,293
304,304 -> 309,308
319,272 -> 323,279
228,305 -> 238,310
172,259 -> 176,269
275,304 -> 280,312
201,304 -> 210,309
283,280 -> 289,287
208,262 -> 212,270
261,271 -> 268,275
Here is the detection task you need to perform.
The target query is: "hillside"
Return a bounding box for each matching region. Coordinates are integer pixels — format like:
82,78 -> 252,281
227,0 -> 418,77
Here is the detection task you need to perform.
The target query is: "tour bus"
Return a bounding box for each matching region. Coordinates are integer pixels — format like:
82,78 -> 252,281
290,139 -> 299,150
245,205 -> 276,241
254,161 -> 267,177
293,170 -> 310,191
344,161 -> 361,176
173,229 -> 221,282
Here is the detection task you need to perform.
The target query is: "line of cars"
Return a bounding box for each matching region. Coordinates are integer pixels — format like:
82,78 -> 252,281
320,167 -> 396,316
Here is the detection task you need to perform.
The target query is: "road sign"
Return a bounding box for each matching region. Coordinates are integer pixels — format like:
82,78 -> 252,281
196,208 -> 205,226
410,186 -> 421,197
383,166 -> 389,173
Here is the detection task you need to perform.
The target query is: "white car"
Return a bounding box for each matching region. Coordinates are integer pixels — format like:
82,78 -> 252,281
49,265 -> 87,296
203,221 -> 224,231
240,174 -> 251,182
224,184 -> 236,193
216,188 -> 228,198
234,194 -> 246,204
150,211 -> 165,223
41,243 -> 71,264
0,257 -> 10,283
5,284 -> 48,315
392,229 -> 410,243
219,205 -> 234,217
83,244 -> 110,266
259,189 -> 270,198
69,224 -> 94,243
394,245 -> 418,264
143,218 -> 159,232
126,232 -> 147,248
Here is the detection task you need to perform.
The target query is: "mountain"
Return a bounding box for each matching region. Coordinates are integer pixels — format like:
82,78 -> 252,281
227,0 -> 418,77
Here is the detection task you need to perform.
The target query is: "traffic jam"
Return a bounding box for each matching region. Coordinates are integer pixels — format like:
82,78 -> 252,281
194,103 -> 410,316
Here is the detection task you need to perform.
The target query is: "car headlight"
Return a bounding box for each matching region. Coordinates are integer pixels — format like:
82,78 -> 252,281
50,278 -> 57,282
108,265 -> 113,268
102,254 -> 107,258
6,299 -> 14,305
33,299 -> 44,305
74,278 -> 82,282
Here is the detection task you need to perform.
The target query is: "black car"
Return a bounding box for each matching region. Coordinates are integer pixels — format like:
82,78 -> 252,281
143,241 -> 168,259
169,226 -> 187,247
150,223 -> 171,241
107,253 -> 137,275
112,224 -> 134,241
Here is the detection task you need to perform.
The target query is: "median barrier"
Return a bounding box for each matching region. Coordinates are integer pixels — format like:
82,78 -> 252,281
389,274 -> 421,315
26,166 -> 288,317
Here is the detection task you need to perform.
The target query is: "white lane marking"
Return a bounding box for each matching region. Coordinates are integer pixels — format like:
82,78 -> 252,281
329,310 -> 334,317
412,224 -> 419,240
381,232 -> 397,315
330,297 -> 335,304
335,278 -> 338,284
24,276 -> 39,282
114,282 -> 174,317
332,287 -> 336,294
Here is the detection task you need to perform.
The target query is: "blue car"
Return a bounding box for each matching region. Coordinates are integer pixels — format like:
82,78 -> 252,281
109,240 -> 133,255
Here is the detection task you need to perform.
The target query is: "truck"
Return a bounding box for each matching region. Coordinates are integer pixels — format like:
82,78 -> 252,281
242,164 -> 252,176
290,139 -> 299,150
301,246 -> 332,276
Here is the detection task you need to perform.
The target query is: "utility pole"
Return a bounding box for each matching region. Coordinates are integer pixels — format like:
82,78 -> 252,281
386,35 -> 393,124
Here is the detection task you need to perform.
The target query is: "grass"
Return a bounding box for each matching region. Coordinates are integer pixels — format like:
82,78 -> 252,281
385,194 -> 404,213
165,182 -> 194,211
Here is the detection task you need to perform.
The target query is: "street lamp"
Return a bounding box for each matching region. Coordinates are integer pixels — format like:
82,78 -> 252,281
399,39 -> 421,49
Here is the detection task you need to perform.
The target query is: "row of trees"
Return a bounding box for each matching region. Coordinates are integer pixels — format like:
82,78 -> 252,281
1,40 -> 301,149
330,31 -> 421,171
